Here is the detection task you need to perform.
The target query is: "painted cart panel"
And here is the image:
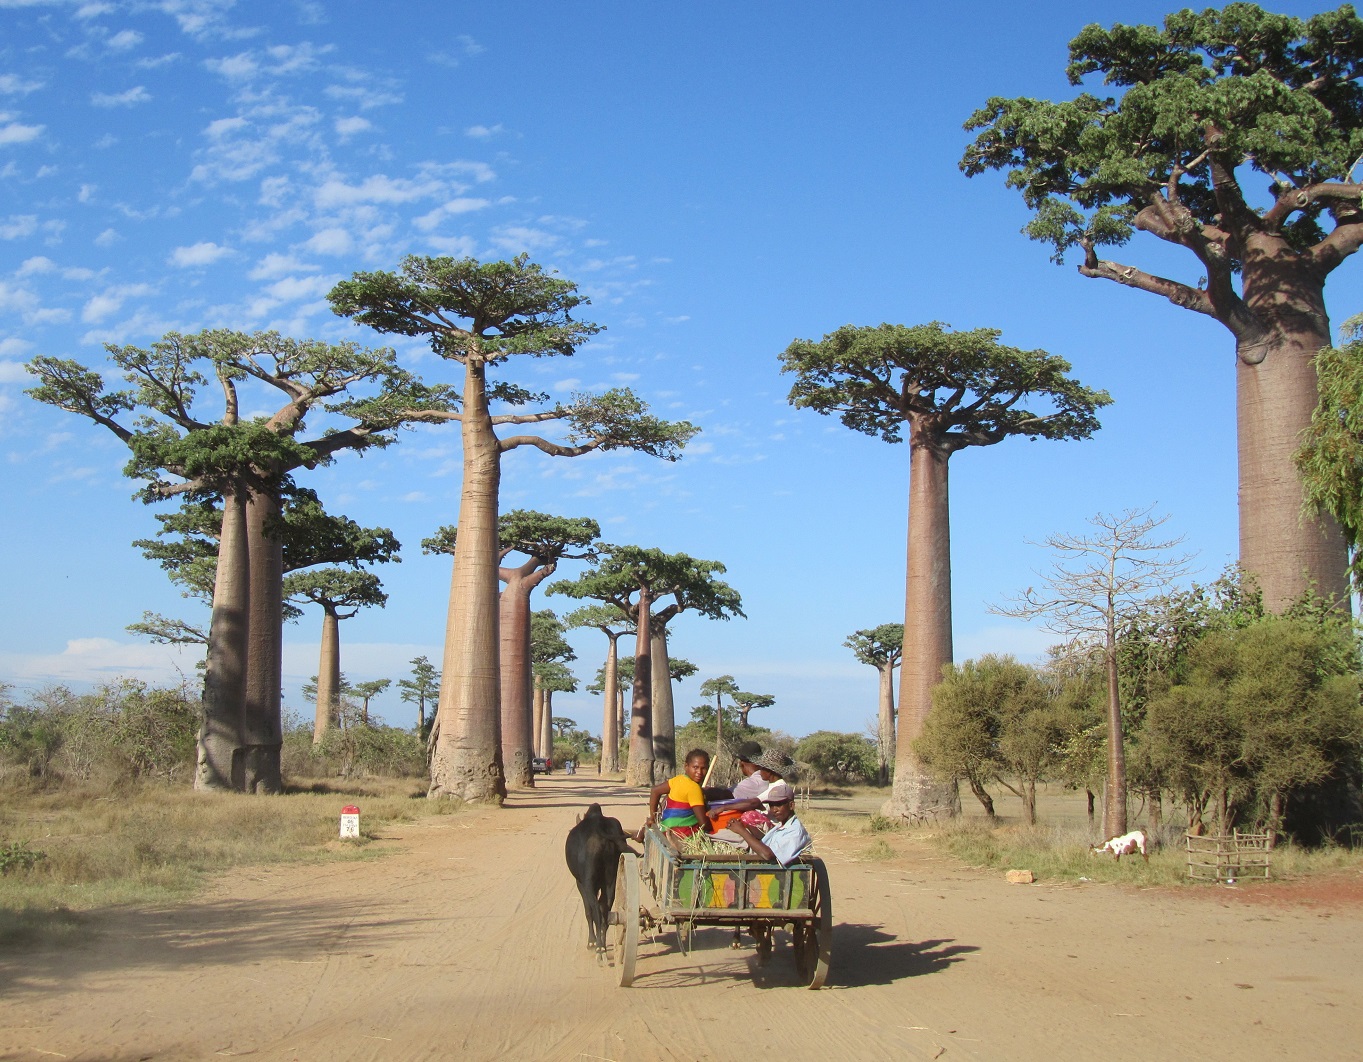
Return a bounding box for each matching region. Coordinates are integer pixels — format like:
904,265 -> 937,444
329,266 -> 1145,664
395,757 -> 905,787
643,828 -> 813,918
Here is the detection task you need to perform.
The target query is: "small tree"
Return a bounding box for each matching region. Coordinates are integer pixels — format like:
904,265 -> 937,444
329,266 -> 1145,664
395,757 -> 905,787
565,604 -> 634,773
732,691 -> 774,730
995,507 -> 1193,836
330,255 -> 697,802
697,675 -> 740,765
845,623 -> 904,785
352,679 -> 391,727
398,656 -> 441,734
530,610 -> 575,759
782,322 -> 1109,822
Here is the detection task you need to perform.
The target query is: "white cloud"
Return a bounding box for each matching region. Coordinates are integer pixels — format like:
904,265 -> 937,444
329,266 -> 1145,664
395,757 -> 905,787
91,85 -> 151,107
106,29 -> 144,50
17,255 -> 53,274
0,280 -> 38,317
0,121 -> 43,145
413,197 -> 490,231
266,274 -> 330,301
0,637 -> 205,688
465,123 -> 503,139
204,115 -> 248,138
334,115 -> 371,137
94,227 -> 120,246
80,283 -> 153,323
302,227 -> 352,255
0,215 -> 37,239
205,52 -> 259,79
75,2 -> 115,17
0,74 -> 43,95
0,359 -> 29,382
169,240 -> 230,267
248,252 -> 318,279
489,225 -> 558,254
314,173 -> 443,208
425,234 -> 476,256
324,83 -> 403,110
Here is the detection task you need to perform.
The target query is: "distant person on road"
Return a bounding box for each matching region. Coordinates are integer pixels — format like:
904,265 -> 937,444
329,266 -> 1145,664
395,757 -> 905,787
646,748 -> 711,838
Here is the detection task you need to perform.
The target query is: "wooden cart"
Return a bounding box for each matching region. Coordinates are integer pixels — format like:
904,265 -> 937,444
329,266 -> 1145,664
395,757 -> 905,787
609,827 -> 832,988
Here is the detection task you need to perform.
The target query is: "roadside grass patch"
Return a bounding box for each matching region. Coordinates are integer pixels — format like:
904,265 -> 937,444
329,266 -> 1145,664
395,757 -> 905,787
0,777 -> 462,932
928,820 -> 1185,886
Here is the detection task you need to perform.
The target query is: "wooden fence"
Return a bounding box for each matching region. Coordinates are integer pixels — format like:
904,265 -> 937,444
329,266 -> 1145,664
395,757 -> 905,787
1185,830 -> 1272,882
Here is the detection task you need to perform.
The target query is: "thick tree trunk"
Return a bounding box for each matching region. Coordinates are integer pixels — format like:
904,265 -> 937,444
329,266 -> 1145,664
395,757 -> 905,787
1102,620 -> 1128,838
885,438 -> 961,821
541,689 -> 555,763
498,582 -> 535,788
1235,295 -> 1349,613
1148,790 -> 1163,836
430,359 -> 506,802
531,683 -> 545,758
967,775 -> 996,819
650,626 -> 675,783
313,609 -> 341,743
241,487 -> 283,793
600,634 -> 620,773
626,590 -> 655,786
196,487 -> 249,791
876,662 -> 896,786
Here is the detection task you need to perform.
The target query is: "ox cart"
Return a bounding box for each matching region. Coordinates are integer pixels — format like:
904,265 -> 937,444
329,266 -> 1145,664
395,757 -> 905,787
609,826 -> 832,988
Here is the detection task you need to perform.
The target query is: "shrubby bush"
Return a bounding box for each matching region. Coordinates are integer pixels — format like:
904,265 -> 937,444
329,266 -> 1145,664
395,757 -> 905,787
795,731 -> 878,785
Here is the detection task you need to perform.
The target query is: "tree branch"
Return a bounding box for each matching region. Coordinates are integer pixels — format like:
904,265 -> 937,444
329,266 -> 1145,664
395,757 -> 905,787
1078,244 -> 1218,319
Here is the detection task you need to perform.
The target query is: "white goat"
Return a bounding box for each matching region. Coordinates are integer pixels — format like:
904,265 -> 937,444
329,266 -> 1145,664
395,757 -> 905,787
1093,829 -> 1149,862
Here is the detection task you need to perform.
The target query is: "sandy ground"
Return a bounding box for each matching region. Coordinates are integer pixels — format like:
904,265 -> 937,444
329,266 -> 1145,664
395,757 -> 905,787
2,775 -> 1361,1062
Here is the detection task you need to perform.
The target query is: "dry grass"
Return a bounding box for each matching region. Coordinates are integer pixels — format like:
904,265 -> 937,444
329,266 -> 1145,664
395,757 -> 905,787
0,776 -> 462,943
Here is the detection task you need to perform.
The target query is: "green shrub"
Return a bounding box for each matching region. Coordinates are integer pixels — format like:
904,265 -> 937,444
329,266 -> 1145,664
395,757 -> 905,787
0,841 -> 47,875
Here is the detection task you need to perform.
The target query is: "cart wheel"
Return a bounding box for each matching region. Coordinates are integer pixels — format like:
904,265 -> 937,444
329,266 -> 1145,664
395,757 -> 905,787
803,857 -> 832,989
612,852 -> 640,987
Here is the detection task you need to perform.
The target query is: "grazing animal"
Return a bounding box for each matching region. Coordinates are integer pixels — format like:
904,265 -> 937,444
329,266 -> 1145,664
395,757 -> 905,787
565,803 -> 637,952
1093,829 -> 1149,862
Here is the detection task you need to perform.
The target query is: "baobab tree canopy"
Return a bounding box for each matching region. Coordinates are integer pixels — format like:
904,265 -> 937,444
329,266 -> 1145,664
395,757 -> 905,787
961,2 -> 1363,610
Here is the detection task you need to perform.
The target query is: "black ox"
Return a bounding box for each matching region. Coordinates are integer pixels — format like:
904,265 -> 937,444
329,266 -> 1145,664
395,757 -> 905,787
565,803 -> 636,952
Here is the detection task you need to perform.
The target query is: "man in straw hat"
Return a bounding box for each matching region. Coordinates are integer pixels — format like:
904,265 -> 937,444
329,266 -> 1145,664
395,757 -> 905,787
712,782 -> 811,867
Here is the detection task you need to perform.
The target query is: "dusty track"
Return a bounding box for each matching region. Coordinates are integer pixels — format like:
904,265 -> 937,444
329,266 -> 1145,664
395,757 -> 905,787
2,776 -> 1360,1061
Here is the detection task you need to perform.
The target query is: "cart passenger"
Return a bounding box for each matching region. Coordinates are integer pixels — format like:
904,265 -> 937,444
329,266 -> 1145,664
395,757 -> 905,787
713,782 -> 811,866
646,749 -> 710,837
711,749 -> 795,833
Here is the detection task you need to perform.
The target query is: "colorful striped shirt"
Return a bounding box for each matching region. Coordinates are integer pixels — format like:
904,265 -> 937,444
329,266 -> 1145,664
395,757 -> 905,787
659,774 -> 706,833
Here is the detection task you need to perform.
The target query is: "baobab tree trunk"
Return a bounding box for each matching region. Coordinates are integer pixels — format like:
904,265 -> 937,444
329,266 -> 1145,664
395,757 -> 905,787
541,688 -> 555,763
650,626 -> 675,783
600,635 -> 620,774
531,683 -> 545,758
876,661 -> 896,786
498,584 -> 535,788
313,608 -> 341,744
886,438 -> 961,821
241,487 -> 283,793
430,358 -> 506,803
196,488 -> 249,792
1235,300 -> 1349,612
626,589 -> 655,786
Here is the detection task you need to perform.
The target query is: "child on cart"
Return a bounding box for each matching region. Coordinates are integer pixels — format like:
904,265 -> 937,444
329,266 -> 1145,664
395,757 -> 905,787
645,748 -> 711,838
713,782 -> 811,866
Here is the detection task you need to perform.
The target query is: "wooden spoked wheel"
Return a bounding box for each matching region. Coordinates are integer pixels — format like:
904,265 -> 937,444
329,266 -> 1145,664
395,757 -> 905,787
612,852 -> 640,987
794,858 -> 832,989
674,920 -> 693,956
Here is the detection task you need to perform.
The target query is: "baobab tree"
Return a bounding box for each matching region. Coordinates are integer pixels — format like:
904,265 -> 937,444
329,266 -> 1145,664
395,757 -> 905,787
782,322 -> 1110,821
698,675 -> 740,760
530,610 -> 576,759
961,3 -> 1363,611
565,603 -> 635,773
26,331 -> 425,793
548,546 -> 744,786
398,656 -> 440,733
286,569 -> 389,742
329,255 -> 697,802
845,623 -> 904,784
994,507 -> 1193,837
733,690 -> 774,730
424,511 -> 598,787
351,679 -> 391,727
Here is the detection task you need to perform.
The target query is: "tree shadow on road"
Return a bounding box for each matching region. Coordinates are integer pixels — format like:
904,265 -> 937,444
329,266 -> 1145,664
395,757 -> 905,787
827,924 -> 978,987
0,896 -> 430,999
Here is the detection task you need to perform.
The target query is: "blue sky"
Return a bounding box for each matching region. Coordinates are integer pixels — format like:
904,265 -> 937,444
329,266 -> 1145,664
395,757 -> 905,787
2,0 -> 1360,738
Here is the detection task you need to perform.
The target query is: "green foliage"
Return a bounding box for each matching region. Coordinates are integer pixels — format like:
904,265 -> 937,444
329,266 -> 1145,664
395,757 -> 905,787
795,731 -> 878,785
845,624 -> 904,668
0,841 -> 47,875
961,3 -> 1363,264
284,567 -> 388,617
1298,314 -> 1363,589
530,609 -> 575,668
397,656 -> 440,728
780,322 -> 1110,448
548,544 -> 745,626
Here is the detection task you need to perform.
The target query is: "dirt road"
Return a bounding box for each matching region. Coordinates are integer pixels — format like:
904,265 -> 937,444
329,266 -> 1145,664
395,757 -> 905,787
2,776 -> 1360,1061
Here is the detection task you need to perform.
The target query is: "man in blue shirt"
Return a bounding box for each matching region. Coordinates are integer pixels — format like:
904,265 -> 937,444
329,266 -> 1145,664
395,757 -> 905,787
718,782 -> 811,866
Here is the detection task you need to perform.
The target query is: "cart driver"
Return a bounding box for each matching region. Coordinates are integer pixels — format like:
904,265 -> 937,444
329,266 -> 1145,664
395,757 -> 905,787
713,782 -> 811,866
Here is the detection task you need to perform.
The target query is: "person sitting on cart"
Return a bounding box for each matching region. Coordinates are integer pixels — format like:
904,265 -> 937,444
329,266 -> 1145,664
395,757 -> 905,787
709,749 -> 794,834
645,748 -> 711,837
713,782 -> 811,866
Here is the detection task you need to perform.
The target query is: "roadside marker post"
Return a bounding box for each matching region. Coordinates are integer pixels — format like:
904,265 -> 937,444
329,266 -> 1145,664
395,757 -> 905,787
340,804 -> 360,839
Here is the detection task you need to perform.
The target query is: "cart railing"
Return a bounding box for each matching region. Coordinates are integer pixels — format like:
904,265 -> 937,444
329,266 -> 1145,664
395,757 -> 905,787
643,827 -> 815,916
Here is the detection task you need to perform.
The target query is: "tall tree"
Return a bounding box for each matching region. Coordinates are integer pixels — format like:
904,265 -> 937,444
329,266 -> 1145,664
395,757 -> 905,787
548,546 -> 744,785
351,679 -> 392,727
566,604 -> 635,774
285,569 -> 388,742
782,322 -> 1109,821
961,3 -> 1363,610
329,255 -> 697,802
424,512 -> 598,788
845,623 -> 904,785
530,610 -> 575,760
994,507 -> 1193,837
398,656 -> 441,733
732,690 -> 774,729
698,675 -> 740,762
27,333 -> 425,793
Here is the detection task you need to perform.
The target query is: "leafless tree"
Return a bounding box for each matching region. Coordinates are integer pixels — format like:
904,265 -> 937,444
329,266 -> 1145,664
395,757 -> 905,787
993,506 -> 1194,837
